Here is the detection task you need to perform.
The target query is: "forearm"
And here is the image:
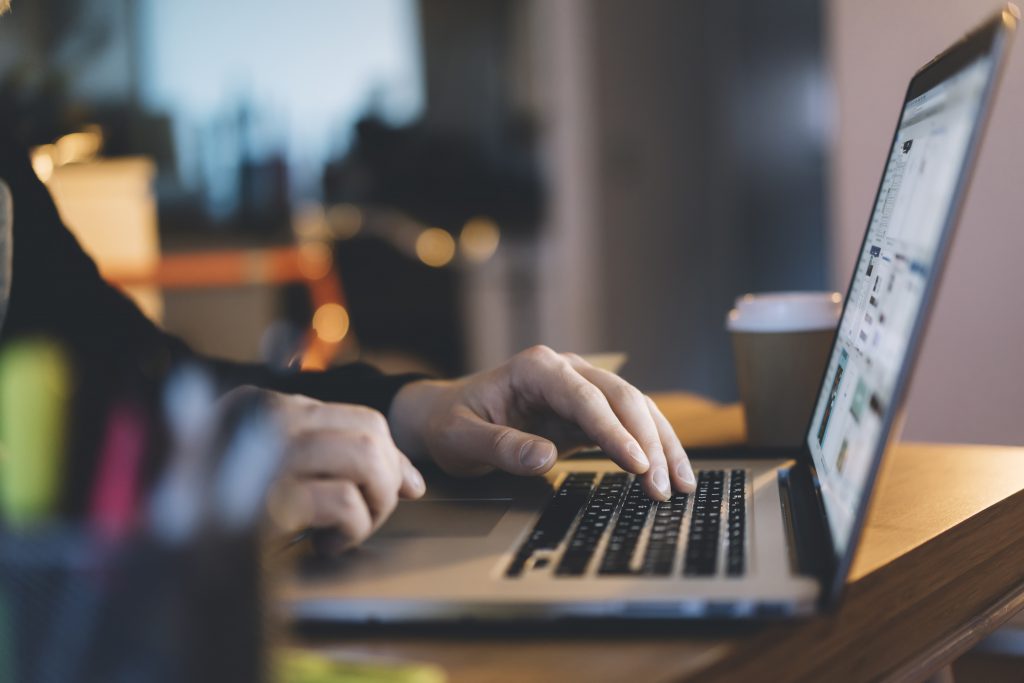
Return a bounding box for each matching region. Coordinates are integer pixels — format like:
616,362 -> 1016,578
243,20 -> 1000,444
208,357 -> 428,415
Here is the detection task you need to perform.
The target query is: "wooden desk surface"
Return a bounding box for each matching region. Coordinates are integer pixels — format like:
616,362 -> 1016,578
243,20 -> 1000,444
291,394 -> 1024,682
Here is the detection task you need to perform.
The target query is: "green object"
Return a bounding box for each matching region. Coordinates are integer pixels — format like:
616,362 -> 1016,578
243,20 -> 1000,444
0,340 -> 71,528
276,648 -> 447,683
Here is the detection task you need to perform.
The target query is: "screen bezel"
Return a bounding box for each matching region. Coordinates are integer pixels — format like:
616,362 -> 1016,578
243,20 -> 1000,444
799,7 -> 1017,607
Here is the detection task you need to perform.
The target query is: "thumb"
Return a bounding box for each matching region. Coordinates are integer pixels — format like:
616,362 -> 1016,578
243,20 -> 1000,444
453,410 -> 558,476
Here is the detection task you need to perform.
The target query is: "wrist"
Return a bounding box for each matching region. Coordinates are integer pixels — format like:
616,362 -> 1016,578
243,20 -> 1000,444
388,378 -> 452,460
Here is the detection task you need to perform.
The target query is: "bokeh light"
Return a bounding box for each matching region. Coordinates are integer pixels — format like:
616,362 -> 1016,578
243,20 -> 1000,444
311,303 -> 350,343
459,216 -> 501,263
297,242 -> 334,281
327,203 -> 364,239
415,227 -> 456,268
293,202 -> 329,240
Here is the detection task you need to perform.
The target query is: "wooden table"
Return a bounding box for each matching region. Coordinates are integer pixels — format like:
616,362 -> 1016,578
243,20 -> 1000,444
291,393 -> 1024,682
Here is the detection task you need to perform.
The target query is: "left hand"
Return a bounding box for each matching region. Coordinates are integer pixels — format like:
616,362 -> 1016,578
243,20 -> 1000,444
388,345 -> 695,501
219,387 -> 425,553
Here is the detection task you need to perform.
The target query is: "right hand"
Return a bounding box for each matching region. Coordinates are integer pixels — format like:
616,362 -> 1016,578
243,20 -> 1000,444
225,388 -> 426,554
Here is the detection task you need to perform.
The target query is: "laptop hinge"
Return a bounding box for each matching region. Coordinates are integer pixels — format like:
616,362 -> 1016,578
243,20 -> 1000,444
778,461 -> 837,608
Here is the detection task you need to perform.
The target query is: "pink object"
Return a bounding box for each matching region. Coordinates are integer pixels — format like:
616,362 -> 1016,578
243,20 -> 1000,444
89,402 -> 147,539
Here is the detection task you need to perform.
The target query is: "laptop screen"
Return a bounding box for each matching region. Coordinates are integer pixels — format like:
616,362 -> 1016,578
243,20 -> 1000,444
806,54 -> 996,555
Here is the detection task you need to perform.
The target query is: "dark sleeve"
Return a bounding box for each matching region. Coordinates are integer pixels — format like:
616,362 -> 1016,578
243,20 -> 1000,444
0,139 -> 423,414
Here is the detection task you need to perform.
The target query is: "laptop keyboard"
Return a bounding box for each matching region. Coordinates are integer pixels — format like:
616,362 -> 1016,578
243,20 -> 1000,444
506,469 -> 747,579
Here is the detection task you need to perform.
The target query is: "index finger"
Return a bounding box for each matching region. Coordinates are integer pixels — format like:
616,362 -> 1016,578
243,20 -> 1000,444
647,396 -> 696,493
516,349 -> 649,474
565,357 -> 672,500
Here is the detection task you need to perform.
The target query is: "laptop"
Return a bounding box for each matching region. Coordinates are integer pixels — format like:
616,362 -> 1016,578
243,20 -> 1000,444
284,6 -> 1018,622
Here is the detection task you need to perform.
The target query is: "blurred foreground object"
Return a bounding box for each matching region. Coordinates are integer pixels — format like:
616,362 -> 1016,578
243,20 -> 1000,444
0,340 -> 70,529
276,649 -> 446,683
0,357 -> 286,681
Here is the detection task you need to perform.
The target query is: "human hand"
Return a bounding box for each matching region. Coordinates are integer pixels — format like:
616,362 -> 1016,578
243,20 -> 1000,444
388,346 -> 694,501
233,389 -> 425,553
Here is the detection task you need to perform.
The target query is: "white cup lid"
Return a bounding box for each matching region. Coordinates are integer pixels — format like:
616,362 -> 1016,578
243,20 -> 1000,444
727,291 -> 842,333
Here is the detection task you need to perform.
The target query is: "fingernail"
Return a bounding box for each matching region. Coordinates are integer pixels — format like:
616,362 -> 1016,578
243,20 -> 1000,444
405,464 -> 426,495
521,440 -> 555,471
627,442 -> 649,469
653,468 -> 671,498
677,462 -> 696,488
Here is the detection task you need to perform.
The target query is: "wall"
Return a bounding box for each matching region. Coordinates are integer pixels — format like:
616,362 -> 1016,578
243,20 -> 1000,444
829,1 -> 1024,444
531,0 -> 602,360
566,0 -> 828,399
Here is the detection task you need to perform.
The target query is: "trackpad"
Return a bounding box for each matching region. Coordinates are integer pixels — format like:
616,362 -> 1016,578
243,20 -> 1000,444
376,499 -> 512,538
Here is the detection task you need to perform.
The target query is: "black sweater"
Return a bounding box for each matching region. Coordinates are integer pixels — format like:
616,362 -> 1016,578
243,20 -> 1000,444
0,134 -> 420,413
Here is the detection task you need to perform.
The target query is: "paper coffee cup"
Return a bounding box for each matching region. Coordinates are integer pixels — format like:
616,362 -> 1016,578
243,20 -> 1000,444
727,292 -> 842,448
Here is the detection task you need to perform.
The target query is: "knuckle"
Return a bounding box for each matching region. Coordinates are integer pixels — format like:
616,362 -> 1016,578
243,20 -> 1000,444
644,440 -> 666,458
522,344 -> 556,364
289,393 -> 320,409
612,381 -> 641,405
286,431 -> 321,464
562,352 -> 585,366
335,481 -> 359,505
370,410 -> 390,434
361,449 -> 392,480
313,403 -> 343,425
354,405 -> 390,433
350,430 -> 379,453
552,353 -> 573,376
572,381 -> 603,407
287,429 -> 315,452
554,362 -> 578,390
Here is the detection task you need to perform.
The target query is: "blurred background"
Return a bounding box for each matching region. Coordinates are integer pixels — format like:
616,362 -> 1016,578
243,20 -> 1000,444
0,0 -> 1021,447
